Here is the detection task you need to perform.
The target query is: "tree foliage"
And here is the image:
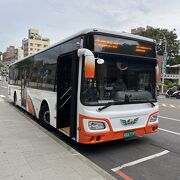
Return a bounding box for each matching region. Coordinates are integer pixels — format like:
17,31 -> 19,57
0,62 -> 4,68
138,28 -> 180,65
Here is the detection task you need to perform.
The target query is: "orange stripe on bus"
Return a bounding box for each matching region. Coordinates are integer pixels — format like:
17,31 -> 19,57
26,95 -> 36,117
115,170 -> 133,180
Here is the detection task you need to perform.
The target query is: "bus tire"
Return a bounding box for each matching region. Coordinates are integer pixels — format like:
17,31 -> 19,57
39,104 -> 52,130
13,92 -> 17,106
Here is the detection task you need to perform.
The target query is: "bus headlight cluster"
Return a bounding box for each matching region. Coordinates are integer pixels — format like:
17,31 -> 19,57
149,115 -> 158,122
88,121 -> 106,130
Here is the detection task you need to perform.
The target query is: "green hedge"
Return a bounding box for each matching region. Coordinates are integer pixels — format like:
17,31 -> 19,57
163,80 -> 180,88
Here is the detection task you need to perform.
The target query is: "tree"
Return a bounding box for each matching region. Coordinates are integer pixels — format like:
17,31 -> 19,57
0,62 -> 4,72
168,55 -> 180,65
138,28 -> 180,64
0,51 -> 2,61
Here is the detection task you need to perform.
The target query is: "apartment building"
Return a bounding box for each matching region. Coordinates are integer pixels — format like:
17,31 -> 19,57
131,26 -> 153,35
2,46 -> 24,67
163,64 -> 180,84
22,29 -> 50,57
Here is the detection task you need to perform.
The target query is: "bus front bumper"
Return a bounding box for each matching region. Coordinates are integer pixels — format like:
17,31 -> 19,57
78,123 -> 158,144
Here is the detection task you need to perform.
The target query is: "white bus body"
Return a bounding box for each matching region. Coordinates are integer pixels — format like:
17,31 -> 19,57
8,29 -> 158,144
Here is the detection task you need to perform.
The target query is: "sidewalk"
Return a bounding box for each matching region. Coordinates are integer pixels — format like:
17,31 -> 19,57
0,100 -> 115,180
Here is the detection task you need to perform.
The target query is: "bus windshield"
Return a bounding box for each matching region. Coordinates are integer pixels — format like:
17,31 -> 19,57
81,53 -> 156,106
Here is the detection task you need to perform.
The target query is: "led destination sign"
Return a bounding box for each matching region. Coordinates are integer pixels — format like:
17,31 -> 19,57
95,39 -> 119,49
94,35 -> 156,58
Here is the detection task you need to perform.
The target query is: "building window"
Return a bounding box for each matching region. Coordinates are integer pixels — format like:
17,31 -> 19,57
30,43 -> 33,46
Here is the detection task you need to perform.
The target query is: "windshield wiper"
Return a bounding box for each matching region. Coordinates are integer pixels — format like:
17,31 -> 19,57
97,94 -> 131,112
127,97 -> 156,108
145,98 -> 156,107
125,95 -> 156,107
97,97 -> 156,112
97,100 -> 124,112
97,102 -> 114,112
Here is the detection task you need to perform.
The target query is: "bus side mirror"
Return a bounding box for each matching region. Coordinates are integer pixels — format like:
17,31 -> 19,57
84,55 -> 95,79
78,48 -> 95,79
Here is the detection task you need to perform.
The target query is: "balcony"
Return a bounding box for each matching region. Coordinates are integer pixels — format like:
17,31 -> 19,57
161,74 -> 180,79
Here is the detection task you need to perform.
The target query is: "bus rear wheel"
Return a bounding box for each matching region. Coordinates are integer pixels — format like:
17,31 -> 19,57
39,104 -> 52,130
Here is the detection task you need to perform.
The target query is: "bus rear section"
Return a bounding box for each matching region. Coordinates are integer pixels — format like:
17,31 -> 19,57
76,32 -> 158,144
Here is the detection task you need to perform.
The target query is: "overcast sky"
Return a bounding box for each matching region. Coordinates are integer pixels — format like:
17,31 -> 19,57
0,0 -> 180,51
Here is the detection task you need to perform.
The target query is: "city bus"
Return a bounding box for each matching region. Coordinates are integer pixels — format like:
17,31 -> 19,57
8,29 -> 158,144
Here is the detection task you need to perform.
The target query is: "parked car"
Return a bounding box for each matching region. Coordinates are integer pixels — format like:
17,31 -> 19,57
0,75 -> 2,81
165,86 -> 180,99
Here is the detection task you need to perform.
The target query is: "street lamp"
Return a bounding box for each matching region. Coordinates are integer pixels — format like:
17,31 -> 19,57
160,33 -> 168,93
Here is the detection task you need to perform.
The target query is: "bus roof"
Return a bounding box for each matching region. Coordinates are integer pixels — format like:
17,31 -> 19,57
10,28 -> 156,66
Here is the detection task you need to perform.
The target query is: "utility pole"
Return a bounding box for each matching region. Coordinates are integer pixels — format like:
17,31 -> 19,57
161,34 -> 168,93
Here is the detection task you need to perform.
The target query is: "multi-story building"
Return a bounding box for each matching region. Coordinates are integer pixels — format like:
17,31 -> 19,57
131,27 -> 145,34
22,29 -> 50,57
163,64 -> 180,84
2,46 -> 23,68
131,26 -> 153,35
156,56 -> 180,84
17,48 -> 24,60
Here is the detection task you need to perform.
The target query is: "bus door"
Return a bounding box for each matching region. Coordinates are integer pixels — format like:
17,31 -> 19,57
21,68 -> 27,107
57,53 -> 78,138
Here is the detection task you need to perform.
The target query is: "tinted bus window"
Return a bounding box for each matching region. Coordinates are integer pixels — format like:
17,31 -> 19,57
42,47 -> 58,91
29,54 -> 43,88
9,65 -> 14,84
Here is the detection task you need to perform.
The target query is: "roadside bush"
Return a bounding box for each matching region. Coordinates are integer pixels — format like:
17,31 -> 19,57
164,80 -> 173,88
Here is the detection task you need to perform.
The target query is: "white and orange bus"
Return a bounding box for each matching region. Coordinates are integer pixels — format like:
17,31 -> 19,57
8,29 -> 158,144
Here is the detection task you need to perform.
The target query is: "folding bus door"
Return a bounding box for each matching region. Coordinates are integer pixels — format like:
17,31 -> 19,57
57,53 -> 78,139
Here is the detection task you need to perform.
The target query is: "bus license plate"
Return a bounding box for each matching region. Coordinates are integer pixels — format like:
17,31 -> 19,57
124,131 -> 135,138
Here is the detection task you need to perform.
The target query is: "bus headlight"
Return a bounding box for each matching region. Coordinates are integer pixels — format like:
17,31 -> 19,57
88,121 -> 106,130
149,115 -> 158,122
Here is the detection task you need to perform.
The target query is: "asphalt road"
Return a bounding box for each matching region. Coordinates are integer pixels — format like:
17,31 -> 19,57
1,78 -> 180,180
73,95 -> 180,180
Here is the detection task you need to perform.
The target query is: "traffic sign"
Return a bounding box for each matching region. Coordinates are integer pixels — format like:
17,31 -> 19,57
162,61 -> 167,74
162,51 -> 168,75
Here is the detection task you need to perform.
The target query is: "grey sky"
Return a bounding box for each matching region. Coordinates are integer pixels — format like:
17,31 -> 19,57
0,0 -> 180,51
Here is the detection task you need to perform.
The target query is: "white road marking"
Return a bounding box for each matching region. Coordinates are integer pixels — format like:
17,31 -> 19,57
159,115 -> 180,122
159,128 -> 180,136
111,150 -> 169,172
1,86 -> 7,89
161,103 -> 167,107
0,95 -> 6,98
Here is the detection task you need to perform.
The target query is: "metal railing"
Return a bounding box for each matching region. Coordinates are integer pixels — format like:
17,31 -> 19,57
161,74 -> 180,79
